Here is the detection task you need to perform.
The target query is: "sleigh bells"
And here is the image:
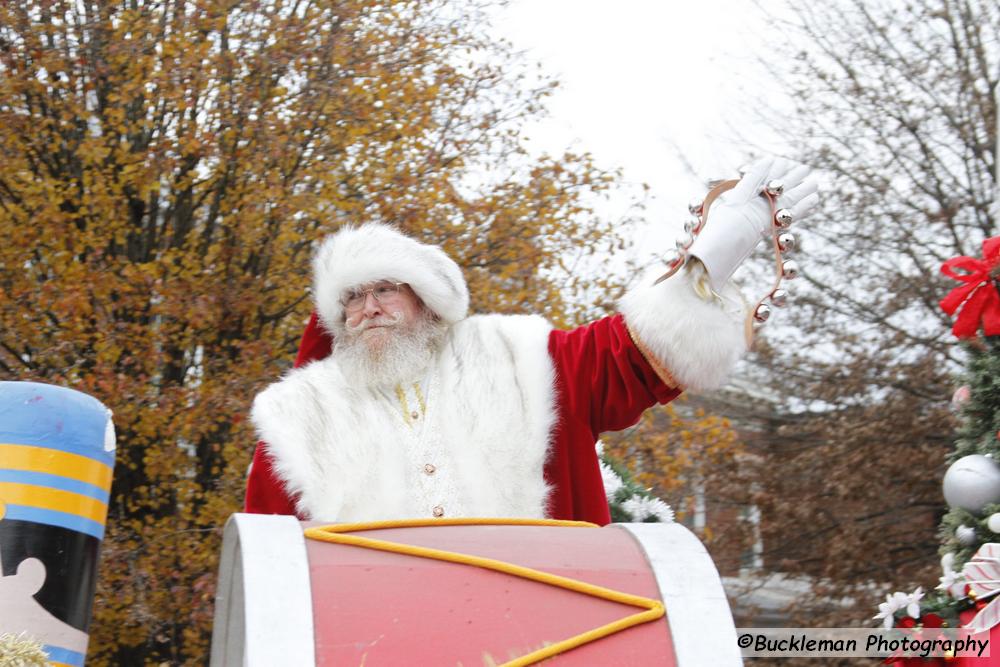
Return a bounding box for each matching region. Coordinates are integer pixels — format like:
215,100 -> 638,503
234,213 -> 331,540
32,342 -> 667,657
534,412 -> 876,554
654,177 -> 800,331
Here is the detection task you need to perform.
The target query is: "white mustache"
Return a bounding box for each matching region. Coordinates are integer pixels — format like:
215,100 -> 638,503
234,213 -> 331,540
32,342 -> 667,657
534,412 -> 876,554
345,311 -> 404,334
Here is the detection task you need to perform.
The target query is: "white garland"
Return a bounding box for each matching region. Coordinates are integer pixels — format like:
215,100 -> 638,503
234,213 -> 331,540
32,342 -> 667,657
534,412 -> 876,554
0,633 -> 48,667
599,461 -> 623,501
598,441 -> 675,524
622,495 -> 676,523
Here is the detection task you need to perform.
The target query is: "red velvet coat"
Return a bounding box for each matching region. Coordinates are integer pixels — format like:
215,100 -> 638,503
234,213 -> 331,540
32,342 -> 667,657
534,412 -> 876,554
244,312 -> 680,525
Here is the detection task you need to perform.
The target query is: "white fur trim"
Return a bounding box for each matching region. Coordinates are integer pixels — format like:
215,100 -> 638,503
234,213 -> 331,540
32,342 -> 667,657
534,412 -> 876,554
313,224 -> 469,337
439,314 -> 556,517
251,314 -> 556,521
619,268 -> 747,391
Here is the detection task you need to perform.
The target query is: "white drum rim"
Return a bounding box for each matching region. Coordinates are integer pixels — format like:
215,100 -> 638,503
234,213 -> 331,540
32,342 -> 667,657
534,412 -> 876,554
210,513 -> 315,667
612,522 -> 743,666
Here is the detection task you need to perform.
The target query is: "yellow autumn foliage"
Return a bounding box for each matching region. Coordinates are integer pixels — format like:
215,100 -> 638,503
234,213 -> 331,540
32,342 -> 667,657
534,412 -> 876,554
604,397 -> 741,501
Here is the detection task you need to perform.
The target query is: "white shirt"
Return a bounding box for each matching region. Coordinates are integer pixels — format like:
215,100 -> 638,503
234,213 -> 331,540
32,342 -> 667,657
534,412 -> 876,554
376,371 -> 465,518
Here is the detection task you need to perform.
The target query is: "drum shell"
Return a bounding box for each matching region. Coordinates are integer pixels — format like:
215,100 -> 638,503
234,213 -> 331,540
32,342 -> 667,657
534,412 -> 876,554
212,514 -> 741,666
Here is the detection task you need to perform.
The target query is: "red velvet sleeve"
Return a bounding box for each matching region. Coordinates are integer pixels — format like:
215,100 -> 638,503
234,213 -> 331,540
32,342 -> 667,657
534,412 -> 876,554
543,314 -> 682,524
244,312 -> 334,516
244,442 -> 301,517
293,312 -> 333,368
551,313 -> 680,434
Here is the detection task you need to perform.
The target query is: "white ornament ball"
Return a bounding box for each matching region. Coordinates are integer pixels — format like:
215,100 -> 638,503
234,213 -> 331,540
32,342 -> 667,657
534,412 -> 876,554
957,524 -> 978,545
943,455 -> 1000,516
941,551 -> 955,571
988,513 -> 1000,534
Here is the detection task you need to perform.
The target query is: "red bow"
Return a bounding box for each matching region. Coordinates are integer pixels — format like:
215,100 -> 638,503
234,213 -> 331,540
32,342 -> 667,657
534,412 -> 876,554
940,237 -> 1000,339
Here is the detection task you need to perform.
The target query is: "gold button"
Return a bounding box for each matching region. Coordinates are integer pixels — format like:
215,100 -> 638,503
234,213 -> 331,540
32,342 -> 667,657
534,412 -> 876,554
424,463 -> 436,475
411,411 -> 420,420
432,505 -> 444,517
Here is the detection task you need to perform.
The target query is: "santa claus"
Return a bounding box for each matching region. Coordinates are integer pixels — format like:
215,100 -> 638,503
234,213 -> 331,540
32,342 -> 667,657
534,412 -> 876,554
245,157 -> 818,525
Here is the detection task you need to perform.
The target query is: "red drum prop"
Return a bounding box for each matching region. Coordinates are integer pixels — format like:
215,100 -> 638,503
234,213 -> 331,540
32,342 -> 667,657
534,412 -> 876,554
211,514 -> 741,666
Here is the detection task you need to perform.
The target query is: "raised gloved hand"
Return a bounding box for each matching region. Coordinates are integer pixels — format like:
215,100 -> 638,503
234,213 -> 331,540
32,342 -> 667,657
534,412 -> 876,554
688,157 -> 819,292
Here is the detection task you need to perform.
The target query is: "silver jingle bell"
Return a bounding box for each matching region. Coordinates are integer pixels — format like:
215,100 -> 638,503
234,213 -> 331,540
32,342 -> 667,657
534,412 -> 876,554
774,208 -> 793,229
683,217 -> 700,234
781,259 -> 800,279
765,179 -> 784,197
688,198 -> 704,215
769,288 -> 789,307
663,249 -> 685,269
753,303 -> 772,323
777,232 -> 795,252
676,231 -> 695,250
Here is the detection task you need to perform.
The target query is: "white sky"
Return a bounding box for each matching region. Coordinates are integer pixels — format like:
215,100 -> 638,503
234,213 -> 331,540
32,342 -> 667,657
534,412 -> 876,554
493,0 -> 791,264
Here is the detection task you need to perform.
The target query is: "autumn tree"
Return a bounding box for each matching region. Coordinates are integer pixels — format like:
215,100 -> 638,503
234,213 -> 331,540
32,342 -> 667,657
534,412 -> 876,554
725,0 -> 998,630
0,1 -> 637,662
603,395 -> 753,572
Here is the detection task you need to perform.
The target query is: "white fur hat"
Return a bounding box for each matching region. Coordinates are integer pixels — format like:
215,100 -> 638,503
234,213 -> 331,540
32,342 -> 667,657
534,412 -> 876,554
313,223 -> 469,336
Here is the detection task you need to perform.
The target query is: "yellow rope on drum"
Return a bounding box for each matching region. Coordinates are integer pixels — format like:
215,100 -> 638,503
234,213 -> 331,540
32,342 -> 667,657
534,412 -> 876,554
304,517 -> 665,667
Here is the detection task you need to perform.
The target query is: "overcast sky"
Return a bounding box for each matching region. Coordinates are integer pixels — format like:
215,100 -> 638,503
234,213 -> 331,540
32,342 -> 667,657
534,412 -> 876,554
493,0 -> 792,263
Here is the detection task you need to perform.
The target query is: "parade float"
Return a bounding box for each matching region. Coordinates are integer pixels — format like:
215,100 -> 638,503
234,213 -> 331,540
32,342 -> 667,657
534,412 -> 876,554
0,379 -> 742,666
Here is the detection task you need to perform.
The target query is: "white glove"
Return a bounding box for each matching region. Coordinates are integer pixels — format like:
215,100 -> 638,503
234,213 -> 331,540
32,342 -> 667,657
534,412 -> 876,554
688,157 -> 819,292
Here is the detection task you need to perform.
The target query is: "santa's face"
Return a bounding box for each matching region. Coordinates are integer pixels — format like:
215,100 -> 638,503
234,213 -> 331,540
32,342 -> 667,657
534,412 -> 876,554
337,282 -> 445,386
344,281 -> 423,334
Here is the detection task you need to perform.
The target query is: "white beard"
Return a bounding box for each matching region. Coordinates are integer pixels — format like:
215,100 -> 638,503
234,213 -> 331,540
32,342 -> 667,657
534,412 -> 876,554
335,310 -> 447,388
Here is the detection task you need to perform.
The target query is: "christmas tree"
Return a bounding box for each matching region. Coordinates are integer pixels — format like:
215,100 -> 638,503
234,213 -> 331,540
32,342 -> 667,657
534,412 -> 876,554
876,238 -> 1000,644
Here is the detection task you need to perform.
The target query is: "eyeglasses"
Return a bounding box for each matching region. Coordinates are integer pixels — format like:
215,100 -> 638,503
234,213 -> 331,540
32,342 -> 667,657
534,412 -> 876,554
341,281 -> 407,313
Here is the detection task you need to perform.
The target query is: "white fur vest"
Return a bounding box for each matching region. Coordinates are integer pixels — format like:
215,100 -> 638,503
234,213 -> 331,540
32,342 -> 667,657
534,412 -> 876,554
251,314 -> 556,521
